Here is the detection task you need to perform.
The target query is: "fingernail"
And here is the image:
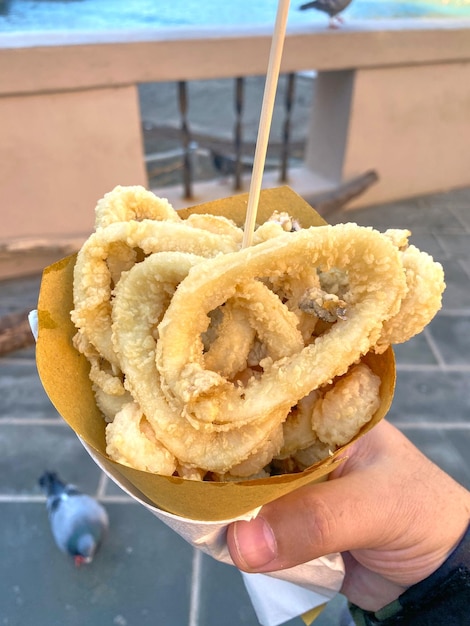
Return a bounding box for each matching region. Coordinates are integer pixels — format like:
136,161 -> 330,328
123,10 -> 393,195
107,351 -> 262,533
232,517 -> 277,570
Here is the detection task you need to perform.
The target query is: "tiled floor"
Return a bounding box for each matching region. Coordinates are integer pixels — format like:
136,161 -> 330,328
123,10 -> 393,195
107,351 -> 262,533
1,186 -> 469,625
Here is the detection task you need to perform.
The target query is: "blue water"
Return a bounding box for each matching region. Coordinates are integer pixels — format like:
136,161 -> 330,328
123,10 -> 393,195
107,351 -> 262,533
0,0 -> 470,33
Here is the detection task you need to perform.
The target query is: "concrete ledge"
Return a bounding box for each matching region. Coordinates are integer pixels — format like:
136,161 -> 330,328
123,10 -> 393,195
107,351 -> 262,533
1,21 -> 470,95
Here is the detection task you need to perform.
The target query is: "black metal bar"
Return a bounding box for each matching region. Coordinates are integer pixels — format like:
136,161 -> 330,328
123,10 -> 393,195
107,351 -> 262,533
178,80 -> 193,199
279,72 -> 296,183
233,77 -> 245,191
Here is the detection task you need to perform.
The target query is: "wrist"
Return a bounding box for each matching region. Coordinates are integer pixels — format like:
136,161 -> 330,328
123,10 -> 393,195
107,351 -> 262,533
349,521 -> 470,625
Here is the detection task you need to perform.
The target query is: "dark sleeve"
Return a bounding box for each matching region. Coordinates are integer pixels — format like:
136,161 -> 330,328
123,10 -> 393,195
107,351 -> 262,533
348,521 -> 470,626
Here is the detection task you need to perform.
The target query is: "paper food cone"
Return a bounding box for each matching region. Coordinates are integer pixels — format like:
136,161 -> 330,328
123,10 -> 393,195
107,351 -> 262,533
36,186 -> 395,522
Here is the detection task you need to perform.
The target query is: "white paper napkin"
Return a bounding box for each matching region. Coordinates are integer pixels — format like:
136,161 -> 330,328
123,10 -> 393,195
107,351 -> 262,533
30,310 -> 344,626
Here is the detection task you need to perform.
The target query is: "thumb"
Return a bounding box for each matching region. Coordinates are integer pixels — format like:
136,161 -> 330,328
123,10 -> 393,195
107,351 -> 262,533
227,421 -> 470,581
226,469 -> 391,573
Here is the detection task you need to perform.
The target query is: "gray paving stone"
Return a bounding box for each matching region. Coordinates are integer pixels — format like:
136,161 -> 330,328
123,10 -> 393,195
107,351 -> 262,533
341,200 -> 463,233
0,274 -> 41,316
444,430 -> 470,488
407,233 -> 448,261
400,428 -> 470,490
414,188 -> 470,212
427,315 -> 470,365
451,205 -> 470,230
0,359 -> 60,420
438,258 -> 470,310
0,423 -> 102,495
0,502 -> 193,626
460,257 -> 470,280
387,371 -> 470,423
392,333 -> 437,366
198,554 -> 260,625
435,234 -> 470,258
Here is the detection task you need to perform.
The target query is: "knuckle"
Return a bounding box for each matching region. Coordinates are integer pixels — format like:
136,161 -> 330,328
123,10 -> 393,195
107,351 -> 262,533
301,491 -> 338,553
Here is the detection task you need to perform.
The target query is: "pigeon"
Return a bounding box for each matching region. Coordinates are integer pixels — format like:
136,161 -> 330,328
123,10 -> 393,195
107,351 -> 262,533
210,149 -> 238,177
299,0 -> 353,28
39,471 -> 109,566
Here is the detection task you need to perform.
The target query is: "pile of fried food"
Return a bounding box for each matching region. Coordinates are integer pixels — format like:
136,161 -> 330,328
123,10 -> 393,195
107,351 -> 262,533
71,185 -> 445,481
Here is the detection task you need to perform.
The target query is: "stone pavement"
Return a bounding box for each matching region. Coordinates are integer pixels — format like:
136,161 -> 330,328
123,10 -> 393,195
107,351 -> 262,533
1,186 -> 469,626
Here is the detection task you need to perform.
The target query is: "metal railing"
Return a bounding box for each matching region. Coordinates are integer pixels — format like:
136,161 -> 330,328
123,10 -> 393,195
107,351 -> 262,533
142,73 -> 304,199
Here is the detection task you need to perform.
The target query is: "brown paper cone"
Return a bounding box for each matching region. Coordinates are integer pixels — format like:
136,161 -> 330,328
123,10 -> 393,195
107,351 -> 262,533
36,186 -> 395,521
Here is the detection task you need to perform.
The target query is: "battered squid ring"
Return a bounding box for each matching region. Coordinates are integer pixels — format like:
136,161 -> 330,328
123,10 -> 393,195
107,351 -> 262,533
111,251 -> 292,473
375,240 -> 446,353
203,300 -> 257,378
94,185 -> 181,228
156,223 -> 408,428
184,213 -> 244,241
203,281 -> 304,382
105,401 -> 177,475
71,219 -> 241,366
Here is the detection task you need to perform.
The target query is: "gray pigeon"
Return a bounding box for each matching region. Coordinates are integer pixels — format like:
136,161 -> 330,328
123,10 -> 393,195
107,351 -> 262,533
39,471 -> 109,566
299,0 -> 353,27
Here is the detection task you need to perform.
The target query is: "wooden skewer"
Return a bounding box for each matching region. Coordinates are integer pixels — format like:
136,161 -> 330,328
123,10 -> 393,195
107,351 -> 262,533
242,0 -> 291,248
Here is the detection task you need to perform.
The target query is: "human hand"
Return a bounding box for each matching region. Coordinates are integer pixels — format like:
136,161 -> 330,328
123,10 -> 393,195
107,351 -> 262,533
227,420 -> 470,611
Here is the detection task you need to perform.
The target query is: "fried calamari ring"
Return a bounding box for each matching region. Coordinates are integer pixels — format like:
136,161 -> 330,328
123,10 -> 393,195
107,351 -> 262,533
218,422 -> 284,479
71,220 -> 241,366
95,185 -> 181,228
375,236 -> 445,352
203,300 -> 257,378
156,224 -> 407,429
202,281 -> 304,384
184,213 -> 243,241
111,251 -> 293,472
105,402 -> 177,475
276,389 -> 320,459
292,440 -> 333,471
